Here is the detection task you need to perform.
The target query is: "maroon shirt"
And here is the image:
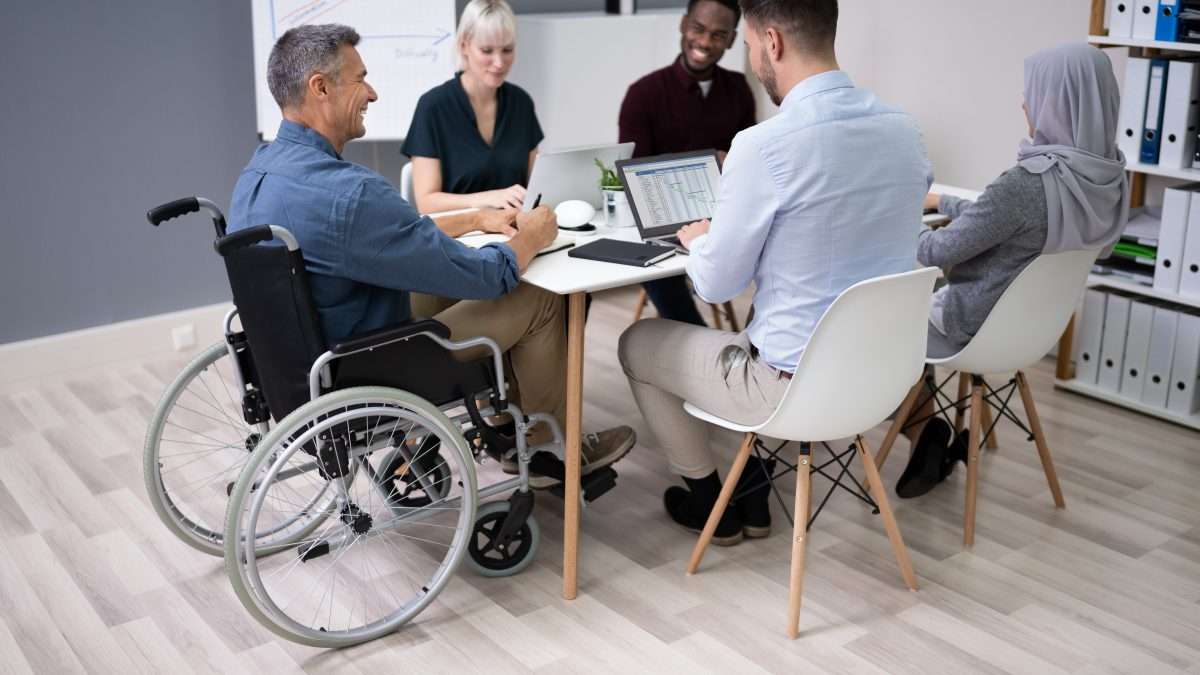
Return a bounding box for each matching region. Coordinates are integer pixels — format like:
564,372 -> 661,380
618,56 -> 756,158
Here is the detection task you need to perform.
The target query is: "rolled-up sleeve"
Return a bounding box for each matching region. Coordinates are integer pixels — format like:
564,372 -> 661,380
687,137 -> 777,304
338,177 -> 519,299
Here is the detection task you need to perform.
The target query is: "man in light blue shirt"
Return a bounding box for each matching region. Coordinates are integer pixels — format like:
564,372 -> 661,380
619,0 -> 931,545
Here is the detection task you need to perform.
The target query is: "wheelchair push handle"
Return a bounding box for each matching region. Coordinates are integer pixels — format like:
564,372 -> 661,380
146,196 -> 228,237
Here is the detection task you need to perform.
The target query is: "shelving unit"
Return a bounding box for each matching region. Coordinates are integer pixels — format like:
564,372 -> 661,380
1050,0 -> 1200,430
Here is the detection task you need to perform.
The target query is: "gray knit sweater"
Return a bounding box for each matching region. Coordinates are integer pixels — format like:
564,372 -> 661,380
919,166 -> 1048,357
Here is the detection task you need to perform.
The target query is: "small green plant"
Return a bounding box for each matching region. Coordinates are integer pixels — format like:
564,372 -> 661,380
595,158 -> 623,189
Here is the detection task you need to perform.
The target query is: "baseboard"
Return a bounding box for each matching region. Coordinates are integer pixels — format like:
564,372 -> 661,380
0,302 -> 233,391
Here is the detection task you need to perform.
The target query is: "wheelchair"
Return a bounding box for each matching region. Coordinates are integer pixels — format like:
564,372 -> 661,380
142,197 -> 617,647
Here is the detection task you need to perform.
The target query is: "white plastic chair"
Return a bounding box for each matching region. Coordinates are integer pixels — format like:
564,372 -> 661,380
684,267 -> 939,639
401,161 -> 415,204
874,248 -> 1100,547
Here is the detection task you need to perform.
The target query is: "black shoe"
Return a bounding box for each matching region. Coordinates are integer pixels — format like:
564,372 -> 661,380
896,418 -> 952,499
735,456 -> 774,538
664,472 -> 743,546
942,429 -> 969,479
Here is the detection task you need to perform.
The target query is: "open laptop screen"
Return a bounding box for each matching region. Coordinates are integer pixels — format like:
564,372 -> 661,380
616,150 -> 721,239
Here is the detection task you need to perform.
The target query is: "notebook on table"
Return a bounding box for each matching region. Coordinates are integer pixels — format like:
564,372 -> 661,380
459,232 -> 575,257
567,238 -> 676,267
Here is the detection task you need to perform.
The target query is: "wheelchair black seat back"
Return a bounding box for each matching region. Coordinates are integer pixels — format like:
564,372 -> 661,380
216,224 -> 499,421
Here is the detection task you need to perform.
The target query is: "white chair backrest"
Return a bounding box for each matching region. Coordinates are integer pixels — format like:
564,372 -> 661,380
400,161 -> 414,204
756,267 -> 939,442
935,248 -> 1098,374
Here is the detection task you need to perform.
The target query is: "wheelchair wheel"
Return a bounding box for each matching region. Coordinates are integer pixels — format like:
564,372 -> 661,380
225,386 -> 478,648
464,500 -> 540,578
143,341 -> 335,555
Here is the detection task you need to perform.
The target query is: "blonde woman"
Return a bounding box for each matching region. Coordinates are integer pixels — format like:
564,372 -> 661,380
403,0 -> 541,214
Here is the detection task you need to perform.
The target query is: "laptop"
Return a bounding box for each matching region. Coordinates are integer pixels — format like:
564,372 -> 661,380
615,150 -> 721,253
522,142 -> 635,210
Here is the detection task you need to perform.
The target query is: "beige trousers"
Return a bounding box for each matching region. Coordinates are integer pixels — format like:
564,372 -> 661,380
421,284 -> 567,432
618,319 -> 790,479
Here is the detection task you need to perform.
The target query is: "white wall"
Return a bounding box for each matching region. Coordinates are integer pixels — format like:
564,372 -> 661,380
748,0 -> 1101,191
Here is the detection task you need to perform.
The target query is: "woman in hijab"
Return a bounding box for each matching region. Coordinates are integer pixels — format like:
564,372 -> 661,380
896,43 -> 1129,498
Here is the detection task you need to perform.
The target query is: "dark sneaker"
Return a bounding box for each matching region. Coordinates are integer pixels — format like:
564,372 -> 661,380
664,485 -> 743,546
896,417 -> 952,498
735,456 -> 774,538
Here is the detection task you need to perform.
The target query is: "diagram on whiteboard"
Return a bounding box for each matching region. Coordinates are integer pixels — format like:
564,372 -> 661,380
252,0 -> 456,141
634,162 -> 718,226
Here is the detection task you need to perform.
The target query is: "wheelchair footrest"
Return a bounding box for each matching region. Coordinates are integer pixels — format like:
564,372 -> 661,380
527,451 -> 618,502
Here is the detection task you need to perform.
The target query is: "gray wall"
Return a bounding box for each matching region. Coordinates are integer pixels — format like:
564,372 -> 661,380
1,0 -> 685,345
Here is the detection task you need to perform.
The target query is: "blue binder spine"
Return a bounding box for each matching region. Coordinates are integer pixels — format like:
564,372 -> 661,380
1158,0 -> 1182,41
1142,59 -> 1171,164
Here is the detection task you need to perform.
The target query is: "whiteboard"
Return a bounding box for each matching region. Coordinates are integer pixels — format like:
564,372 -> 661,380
251,0 -> 456,141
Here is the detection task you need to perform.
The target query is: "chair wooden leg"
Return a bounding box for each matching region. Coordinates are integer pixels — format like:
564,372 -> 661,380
954,372 -> 970,434
632,289 -> 648,322
979,385 -> 998,450
1016,371 -> 1066,508
875,377 -> 924,471
709,303 -> 724,330
686,433 -> 755,575
856,436 -> 918,591
722,301 -> 741,332
964,380 -> 984,547
787,444 -> 812,639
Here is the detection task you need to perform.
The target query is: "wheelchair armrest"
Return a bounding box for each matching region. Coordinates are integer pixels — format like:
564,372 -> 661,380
330,319 -> 451,355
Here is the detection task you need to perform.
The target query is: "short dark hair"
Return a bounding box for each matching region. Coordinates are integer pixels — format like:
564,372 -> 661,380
739,0 -> 838,54
687,0 -> 742,25
267,24 -> 361,110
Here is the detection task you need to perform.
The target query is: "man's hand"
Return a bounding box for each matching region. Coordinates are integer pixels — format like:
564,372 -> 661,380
676,219 -> 711,250
923,192 -> 941,212
507,206 -> 558,271
474,184 -> 527,210
716,151 -> 727,168
476,208 -> 518,236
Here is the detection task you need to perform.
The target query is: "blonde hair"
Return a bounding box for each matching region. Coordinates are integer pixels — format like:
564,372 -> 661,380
457,0 -> 517,69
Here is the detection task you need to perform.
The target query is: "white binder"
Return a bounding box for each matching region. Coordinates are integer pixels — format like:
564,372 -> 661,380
1076,289 -> 1108,384
1119,58 -> 1152,162
1108,0 -> 1135,38
1156,183 -> 1197,293
1159,60 -> 1200,169
1120,299 -> 1156,399
1133,0 -> 1160,38
1099,293 -> 1132,392
1179,203 -> 1200,298
1167,310 -> 1200,413
1142,305 -> 1179,408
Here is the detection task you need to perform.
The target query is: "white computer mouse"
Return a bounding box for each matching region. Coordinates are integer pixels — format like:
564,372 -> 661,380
554,200 -> 596,229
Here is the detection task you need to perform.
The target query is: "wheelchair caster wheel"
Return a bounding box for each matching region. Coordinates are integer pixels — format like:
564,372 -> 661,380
378,444 -> 451,508
464,501 -> 539,578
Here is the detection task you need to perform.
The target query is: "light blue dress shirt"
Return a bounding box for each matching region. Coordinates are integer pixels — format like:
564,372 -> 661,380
229,121 -> 519,343
687,70 -> 932,372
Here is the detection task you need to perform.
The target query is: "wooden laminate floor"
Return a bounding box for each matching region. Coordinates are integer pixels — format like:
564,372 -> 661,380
1,287 -> 1198,674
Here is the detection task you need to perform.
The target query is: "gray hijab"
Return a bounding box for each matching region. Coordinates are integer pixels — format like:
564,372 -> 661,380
1017,43 -> 1129,254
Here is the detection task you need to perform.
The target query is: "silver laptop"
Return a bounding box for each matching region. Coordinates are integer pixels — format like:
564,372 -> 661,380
615,150 -> 721,253
523,142 -> 635,210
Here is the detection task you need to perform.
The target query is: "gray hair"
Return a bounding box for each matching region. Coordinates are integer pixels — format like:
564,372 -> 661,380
267,23 -> 360,110
457,0 -> 517,69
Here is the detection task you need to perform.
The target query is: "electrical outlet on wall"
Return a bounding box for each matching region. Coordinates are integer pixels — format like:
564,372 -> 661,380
171,324 -> 196,352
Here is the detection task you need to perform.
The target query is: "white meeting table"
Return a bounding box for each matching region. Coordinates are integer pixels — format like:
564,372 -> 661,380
517,223 -> 688,599
462,182 -> 981,600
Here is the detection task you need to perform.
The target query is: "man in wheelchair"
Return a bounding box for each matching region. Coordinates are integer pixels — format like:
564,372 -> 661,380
230,24 -> 634,485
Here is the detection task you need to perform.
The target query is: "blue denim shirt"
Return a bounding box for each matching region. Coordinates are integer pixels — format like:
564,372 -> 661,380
687,71 -> 932,372
229,121 -> 519,343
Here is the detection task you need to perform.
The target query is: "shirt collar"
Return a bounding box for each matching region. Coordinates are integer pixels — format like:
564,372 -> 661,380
779,70 -> 853,111
669,55 -> 719,92
276,119 -> 341,159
